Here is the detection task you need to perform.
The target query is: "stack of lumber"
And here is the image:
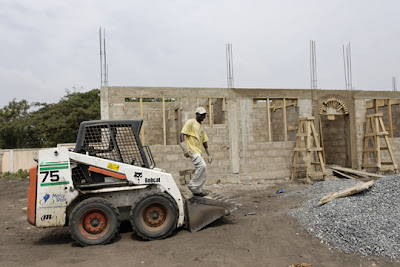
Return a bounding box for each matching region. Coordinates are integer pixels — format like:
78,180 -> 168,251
330,165 -> 384,180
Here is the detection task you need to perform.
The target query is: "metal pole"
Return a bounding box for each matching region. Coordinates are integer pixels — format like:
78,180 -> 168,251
103,28 -> 107,86
99,27 -> 103,86
348,43 -> 353,90
342,44 -> 348,90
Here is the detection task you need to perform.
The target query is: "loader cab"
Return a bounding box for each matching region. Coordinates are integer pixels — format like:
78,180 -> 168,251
74,120 -> 155,168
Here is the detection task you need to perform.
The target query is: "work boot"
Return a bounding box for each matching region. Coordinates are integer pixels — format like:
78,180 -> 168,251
193,189 -> 211,197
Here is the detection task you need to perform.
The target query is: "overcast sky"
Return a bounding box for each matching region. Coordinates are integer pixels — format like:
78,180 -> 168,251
1,0 -> 400,107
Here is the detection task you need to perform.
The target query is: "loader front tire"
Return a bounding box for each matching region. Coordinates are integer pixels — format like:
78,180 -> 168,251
130,193 -> 178,240
69,197 -> 120,246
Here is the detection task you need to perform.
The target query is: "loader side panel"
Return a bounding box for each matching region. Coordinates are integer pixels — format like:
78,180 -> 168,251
27,166 -> 38,225
35,148 -> 72,227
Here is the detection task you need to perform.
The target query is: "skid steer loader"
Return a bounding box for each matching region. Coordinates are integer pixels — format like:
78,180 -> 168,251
27,120 -> 238,246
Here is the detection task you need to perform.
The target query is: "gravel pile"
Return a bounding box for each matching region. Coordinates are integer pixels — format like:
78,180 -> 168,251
289,176 -> 400,259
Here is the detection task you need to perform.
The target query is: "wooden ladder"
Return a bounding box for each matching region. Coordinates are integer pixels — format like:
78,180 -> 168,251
292,117 -> 327,183
363,113 -> 398,173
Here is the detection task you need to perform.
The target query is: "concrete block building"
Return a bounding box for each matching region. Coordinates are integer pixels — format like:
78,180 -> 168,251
101,86 -> 400,184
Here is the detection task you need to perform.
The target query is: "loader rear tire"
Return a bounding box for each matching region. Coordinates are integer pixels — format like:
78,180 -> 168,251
130,193 -> 178,240
69,197 -> 120,246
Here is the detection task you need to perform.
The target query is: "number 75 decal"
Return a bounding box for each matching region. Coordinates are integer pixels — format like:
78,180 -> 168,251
40,170 -> 60,183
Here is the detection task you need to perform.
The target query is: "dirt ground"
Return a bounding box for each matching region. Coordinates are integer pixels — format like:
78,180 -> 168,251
0,178 -> 398,267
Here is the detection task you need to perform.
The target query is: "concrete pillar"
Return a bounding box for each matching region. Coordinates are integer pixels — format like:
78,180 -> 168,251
9,149 -> 14,173
298,99 -> 313,117
100,86 -> 110,120
228,98 -> 239,174
240,98 -> 252,175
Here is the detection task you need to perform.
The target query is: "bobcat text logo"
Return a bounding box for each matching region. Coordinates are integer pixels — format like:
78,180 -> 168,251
145,178 -> 161,183
134,172 -> 143,178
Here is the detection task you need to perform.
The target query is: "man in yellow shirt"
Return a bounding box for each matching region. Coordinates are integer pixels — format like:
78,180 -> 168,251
180,107 -> 213,196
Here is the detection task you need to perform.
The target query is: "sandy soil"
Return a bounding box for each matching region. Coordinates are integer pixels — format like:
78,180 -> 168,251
0,178 -> 397,267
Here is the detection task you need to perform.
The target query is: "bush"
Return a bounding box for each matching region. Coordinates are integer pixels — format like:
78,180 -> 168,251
2,169 -> 29,179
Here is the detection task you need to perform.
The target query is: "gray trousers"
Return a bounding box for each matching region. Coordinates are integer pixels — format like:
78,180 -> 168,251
188,153 -> 207,193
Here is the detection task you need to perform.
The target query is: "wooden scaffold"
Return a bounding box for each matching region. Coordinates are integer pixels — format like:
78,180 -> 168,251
363,113 -> 398,173
292,117 -> 327,183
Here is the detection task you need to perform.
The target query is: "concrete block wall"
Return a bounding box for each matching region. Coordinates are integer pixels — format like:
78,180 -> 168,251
271,108 -> 285,141
102,86 -> 400,182
244,141 -> 295,180
252,104 -> 269,142
321,116 -> 348,166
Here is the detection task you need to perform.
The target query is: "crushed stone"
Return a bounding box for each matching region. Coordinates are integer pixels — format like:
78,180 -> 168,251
288,175 -> 400,259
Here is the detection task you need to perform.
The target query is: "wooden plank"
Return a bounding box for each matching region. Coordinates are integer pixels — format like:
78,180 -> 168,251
209,98 -> 212,127
332,169 -> 357,180
319,116 -> 325,164
306,121 -> 312,183
293,148 -> 307,152
222,97 -> 226,112
163,97 -> 166,146
318,180 -> 374,205
292,164 -> 308,168
374,99 -> 379,113
363,148 -> 378,152
330,165 -> 384,178
383,134 -> 397,168
299,116 -> 315,120
364,132 -> 389,137
366,113 -> 383,118
363,163 -> 379,168
363,117 -> 371,168
388,99 -> 393,138
309,147 -> 323,151
267,98 -> 272,142
283,98 -> 287,141
375,116 -> 381,167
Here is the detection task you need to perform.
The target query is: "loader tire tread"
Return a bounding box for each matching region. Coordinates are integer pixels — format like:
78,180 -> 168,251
130,192 -> 178,241
69,197 -> 120,246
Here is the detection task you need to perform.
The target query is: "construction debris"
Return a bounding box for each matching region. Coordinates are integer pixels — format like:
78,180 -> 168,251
289,175 -> 400,259
318,180 -> 374,205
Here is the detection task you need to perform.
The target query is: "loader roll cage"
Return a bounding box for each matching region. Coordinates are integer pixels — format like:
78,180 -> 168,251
74,120 -> 155,169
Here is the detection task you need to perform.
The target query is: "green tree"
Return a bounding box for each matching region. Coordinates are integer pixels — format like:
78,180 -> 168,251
0,89 -> 100,149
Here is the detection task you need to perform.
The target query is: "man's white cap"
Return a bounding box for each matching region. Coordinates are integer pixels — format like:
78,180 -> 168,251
195,107 -> 207,114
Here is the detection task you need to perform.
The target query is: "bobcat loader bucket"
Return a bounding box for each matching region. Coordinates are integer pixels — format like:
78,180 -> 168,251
185,194 -> 239,232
